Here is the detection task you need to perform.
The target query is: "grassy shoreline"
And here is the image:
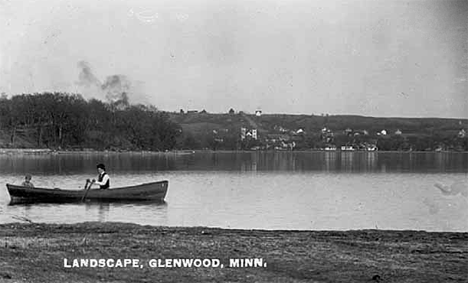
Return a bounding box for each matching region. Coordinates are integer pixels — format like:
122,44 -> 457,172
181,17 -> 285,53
0,222 -> 466,283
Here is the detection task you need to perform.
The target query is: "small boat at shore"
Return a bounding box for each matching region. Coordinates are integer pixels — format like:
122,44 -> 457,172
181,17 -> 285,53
6,181 -> 168,204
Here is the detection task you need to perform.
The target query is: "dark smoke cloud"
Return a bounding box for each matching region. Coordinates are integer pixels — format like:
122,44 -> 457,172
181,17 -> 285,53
101,75 -> 131,104
77,61 -> 101,88
76,61 -> 148,106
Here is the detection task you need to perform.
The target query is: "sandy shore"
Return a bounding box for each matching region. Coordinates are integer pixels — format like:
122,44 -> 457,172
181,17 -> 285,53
0,223 -> 466,283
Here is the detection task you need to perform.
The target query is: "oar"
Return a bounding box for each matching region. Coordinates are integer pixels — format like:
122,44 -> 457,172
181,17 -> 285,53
83,179 -> 89,189
81,180 -> 93,202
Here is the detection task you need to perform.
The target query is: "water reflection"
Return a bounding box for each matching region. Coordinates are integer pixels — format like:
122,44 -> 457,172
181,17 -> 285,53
6,200 -> 168,225
88,202 -> 110,222
0,151 -> 466,174
324,152 -> 337,171
340,152 -> 354,172
435,153 -> 445,172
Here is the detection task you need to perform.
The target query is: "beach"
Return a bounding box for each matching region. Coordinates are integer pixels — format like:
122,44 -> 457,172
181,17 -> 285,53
0,222 -> 466,283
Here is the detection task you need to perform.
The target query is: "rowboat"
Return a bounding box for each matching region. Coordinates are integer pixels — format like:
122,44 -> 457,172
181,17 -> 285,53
6,181 -> 168,204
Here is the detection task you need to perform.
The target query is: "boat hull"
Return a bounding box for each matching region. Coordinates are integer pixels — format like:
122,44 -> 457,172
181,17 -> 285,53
6,181 -> 168,204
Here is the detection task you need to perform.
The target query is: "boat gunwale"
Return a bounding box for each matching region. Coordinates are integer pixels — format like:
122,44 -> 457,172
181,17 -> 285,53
6,180 -> 168,204
6,180 -> 168,193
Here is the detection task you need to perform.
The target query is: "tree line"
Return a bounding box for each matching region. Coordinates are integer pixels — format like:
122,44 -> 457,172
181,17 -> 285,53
1,93 -> 466,152
0,92 -> 181,151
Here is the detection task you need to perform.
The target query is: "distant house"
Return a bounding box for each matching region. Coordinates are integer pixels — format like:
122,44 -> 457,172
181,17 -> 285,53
324,145 -> 337,151
321,127 -> 333,135
295,128 -> 305,134
320,127 -> 334,143
266,134 -> 290,143
377,130 -> 387,136
395,129 -> 402,135
435,145 -> 444,152
458,129 -> 466,138
273,140 -> 295,150
366,144 -> 378,151
229,108 -> 235,115
341,145 -> 355,151
274,125 -> 287,133
255,110 -> 262,117
241,127 -> 258,140
240,127 -> 247,140
344,128 -> 353,136
252,129 -> 258,140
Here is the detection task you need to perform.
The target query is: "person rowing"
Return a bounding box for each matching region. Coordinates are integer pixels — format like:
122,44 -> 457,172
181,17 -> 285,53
87,163 -> 111,190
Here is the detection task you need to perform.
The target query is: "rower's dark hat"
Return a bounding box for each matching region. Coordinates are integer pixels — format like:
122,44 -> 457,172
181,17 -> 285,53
97,163 -> 106,170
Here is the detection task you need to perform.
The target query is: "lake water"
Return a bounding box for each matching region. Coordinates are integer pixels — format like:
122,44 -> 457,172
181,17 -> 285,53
0,151 -> 467,232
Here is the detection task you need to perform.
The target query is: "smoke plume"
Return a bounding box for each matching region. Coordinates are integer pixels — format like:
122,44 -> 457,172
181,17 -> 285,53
76,61 -> 148,106
77,61 -> 101,88
101,75 -> 131,105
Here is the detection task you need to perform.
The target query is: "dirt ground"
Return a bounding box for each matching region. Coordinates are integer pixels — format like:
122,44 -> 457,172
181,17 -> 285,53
0,222 -> 466,283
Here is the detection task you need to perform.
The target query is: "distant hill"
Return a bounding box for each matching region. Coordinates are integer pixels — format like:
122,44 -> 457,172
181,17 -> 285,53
1,105 -> 466,151
169,112 -> 466,137
168,112 -> 467,151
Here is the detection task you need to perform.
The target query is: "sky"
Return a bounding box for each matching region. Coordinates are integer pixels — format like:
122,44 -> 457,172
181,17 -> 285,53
0,0 -> 467,118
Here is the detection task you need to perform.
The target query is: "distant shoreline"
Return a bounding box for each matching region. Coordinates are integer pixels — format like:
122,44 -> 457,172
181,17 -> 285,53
0,148 -> 467,155
0,148 -> 196,155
